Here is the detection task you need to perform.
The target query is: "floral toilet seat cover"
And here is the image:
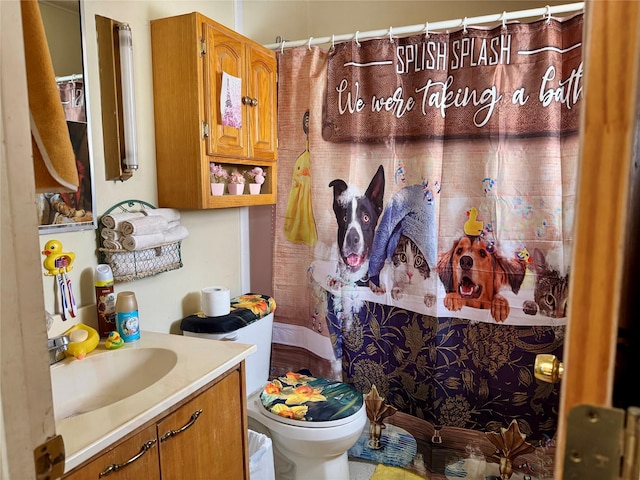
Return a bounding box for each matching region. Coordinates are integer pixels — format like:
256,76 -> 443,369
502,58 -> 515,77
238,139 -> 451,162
259,371 -> 363,425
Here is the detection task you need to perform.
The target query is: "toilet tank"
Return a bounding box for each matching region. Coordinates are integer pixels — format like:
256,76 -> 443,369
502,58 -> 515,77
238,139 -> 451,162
183,312 -> 274,397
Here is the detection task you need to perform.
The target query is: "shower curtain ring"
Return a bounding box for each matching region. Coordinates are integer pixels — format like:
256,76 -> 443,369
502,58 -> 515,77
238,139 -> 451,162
501,11 -> 507,30
389,26 -> 394,43
280,39 -> 286,54
545,5 -> 552,24
308,37 -> 313,50
462,17 -> 468,34
331,34 -> 335,50
425,21 -> 429,39
355,31 -> 361,47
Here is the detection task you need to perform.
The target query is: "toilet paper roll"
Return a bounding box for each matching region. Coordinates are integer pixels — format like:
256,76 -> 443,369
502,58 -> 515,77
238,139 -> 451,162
201,286 -> 231,317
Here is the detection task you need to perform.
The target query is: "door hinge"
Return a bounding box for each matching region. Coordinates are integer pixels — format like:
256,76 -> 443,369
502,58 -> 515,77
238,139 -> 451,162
202,121 -> 209,138
34,434 -> 65,480
200,38 -> 206,56
564,404 -> 640,480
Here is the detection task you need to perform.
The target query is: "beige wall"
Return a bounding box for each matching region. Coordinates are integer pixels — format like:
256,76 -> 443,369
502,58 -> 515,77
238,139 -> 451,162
42,0 -> 577,338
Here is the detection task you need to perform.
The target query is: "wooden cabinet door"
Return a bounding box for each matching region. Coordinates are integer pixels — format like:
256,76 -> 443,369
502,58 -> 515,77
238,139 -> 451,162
63,425 -> 160,480
246,43 -> 278,161
204,22 -> 246,159
157,369 -> 248,480
555,1 -> 640,477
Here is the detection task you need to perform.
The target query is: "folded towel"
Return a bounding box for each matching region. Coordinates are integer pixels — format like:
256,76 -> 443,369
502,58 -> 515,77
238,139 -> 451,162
144,208 -> 181,223
121,225 -> 189,251
101,228 -> 122,241
165,225 -> 189,243
21,0 -> 79,193
122,233 -> 164,251
121,216 -> 169,236
101,211 -> 145,229
102,239 -> 123,250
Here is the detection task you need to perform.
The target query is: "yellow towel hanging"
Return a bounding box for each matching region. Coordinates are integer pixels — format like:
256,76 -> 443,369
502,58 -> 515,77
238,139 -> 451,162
21,0 -> 79,193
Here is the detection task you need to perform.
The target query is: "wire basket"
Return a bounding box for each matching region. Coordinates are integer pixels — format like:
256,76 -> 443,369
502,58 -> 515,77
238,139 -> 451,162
98,200 -> 183,282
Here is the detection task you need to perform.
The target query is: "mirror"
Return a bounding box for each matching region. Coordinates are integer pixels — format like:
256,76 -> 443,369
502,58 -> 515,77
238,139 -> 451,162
37,0 -> 96,234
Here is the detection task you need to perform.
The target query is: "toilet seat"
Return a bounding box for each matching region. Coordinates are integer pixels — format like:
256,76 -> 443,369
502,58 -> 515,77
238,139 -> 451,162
258,372 -> 364,428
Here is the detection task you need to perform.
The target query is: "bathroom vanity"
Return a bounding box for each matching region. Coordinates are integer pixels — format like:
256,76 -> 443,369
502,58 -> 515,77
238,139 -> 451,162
54,332 -> 256,479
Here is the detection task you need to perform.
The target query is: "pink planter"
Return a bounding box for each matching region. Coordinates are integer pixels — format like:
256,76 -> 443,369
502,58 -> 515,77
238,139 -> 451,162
227,183 -> 244,195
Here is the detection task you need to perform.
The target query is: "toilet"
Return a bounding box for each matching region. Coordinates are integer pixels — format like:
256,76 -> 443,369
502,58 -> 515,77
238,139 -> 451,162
181,294 -> 366,480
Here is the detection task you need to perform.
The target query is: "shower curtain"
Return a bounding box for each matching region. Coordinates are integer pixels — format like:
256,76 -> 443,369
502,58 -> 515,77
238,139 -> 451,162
273,13 -> 582,478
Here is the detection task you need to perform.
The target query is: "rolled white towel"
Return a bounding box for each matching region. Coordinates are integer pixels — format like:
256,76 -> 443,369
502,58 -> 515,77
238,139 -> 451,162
121,232 -> 165,251
121,225 -> 189,251
144,208 -> 181,223
101,211 -> 145,229
121,216 -> 169,236
101,228 -> 122,241
102,239 -> 123,250
165,225 -> 189,243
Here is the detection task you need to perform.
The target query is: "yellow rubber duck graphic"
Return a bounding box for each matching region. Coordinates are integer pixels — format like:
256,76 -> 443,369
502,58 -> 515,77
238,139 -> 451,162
284,111 -> 317,246
463,207 -> 484,236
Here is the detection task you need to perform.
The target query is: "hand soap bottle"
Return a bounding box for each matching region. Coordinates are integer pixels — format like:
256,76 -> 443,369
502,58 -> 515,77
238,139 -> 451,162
116,291 -> 140,342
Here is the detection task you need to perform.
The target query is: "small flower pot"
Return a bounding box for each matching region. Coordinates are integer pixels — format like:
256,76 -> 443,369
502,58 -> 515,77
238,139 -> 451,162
210,183 -> 224,196
248,183 -> 261,195
228,183 -> 244,195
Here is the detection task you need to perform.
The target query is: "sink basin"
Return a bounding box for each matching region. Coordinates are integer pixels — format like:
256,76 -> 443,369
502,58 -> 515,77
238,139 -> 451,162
50,347 -> 178,420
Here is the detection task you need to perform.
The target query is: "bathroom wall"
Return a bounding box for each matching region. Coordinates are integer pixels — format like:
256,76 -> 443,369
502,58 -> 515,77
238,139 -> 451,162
42,0 -> 568,339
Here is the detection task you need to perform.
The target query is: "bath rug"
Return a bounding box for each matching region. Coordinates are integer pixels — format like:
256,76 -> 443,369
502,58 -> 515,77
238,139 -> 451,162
371,463 -> 427,480
349,421 -> 417,467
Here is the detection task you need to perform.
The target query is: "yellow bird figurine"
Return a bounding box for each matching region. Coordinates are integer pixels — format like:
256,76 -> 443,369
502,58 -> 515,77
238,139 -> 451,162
105,331 -> 125,350
42,239 -> 75,276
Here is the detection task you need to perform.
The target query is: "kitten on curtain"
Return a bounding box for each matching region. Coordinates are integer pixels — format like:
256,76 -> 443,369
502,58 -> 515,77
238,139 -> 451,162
523,248 -> 570,318
388,235 -> 436,307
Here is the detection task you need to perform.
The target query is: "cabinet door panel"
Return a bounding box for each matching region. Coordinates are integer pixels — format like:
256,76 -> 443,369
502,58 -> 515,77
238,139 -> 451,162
158,370 -> 247,480
247,44 -> 277,160
204,23 -> 246,159
63,425 -> 160,480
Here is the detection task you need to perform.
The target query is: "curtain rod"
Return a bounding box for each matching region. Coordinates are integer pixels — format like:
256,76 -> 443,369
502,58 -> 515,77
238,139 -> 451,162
55,73 -> 83,83
264,2 -> 584,51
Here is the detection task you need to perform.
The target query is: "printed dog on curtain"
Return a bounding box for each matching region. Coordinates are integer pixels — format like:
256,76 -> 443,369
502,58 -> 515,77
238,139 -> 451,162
436,235 -> 527,322
329,165 -> 385,286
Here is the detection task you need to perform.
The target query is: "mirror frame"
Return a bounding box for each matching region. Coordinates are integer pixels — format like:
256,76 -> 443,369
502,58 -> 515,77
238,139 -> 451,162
37,0 -> 97,235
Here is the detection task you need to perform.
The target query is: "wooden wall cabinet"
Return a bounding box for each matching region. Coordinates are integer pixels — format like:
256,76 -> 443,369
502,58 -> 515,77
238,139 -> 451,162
63,366 -> 249,480
151,12 -> 277,209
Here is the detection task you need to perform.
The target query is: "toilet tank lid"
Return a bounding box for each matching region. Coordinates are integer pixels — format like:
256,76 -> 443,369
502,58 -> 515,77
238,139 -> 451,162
181,293 -> 276,334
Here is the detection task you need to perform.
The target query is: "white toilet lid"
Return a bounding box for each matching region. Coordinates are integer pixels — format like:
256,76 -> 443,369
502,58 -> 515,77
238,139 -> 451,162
259,372 -> 364,427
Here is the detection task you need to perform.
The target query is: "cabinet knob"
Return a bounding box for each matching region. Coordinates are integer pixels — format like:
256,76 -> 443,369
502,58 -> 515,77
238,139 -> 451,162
534,354 -> 564,383
242,96 -> 258,107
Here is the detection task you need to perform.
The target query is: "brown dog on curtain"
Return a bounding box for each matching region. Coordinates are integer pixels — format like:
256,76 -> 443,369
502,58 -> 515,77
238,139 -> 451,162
436,235 -> 526,322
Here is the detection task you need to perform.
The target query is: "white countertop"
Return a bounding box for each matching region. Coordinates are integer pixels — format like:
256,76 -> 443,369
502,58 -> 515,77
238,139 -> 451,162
53,331 -> 256,473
